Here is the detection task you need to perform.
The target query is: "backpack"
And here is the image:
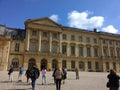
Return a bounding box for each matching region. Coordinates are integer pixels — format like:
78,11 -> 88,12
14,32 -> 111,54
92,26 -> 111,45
30,68 -> 40,79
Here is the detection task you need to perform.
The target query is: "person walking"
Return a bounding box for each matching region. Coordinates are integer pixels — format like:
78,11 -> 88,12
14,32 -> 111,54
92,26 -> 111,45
18,66 -> 24,82
54,67 -> 64,90
52,67 -> 57,83
75,67 -> 79,80
25,67 -> 31,84
62,68 -> 67,84
29,64 -> 40,90
107,69 -> 120,90
8,65 -> 14,82
41,67 -> 47,85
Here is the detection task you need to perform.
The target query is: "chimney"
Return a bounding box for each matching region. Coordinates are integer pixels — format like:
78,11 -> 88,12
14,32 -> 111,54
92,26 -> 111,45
93,28 -> 97,32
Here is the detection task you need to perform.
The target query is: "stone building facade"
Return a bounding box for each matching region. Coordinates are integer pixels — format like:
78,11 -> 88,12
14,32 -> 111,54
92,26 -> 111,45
0,17 -> 120,72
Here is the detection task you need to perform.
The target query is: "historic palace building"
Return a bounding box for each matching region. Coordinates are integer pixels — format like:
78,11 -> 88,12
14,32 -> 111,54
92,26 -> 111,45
0,17 -> 120,72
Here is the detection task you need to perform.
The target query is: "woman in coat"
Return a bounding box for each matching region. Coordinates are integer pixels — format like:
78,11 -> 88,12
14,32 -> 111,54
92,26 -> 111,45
107,69 -> 120,90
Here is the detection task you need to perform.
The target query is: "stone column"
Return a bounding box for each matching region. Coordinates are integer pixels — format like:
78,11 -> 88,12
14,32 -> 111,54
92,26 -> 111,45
67,43 -> 70,56
38,31 -> 41,52
26,29 -> 30,51
101,39 -> 103,57
75,44 -> 78,57
48,61 -> 52,70
59,33 -> 62,54
67,60 -> 71,70
84,61 -> 88,71
49,32 -> 52,53
107,40 -> 110,57
114,41 -> 117,58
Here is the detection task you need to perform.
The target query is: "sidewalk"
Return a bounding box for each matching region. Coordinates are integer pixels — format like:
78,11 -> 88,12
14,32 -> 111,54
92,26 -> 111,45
0,71 -> 112,90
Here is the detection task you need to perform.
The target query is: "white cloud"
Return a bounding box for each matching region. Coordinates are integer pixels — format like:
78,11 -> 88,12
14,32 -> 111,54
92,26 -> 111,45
49,14 -> 59,22
67,10 -> 104,29
102,25 -> 118,33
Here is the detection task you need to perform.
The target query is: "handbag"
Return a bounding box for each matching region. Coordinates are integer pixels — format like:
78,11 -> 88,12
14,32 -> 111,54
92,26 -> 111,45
106,82 -> 110,88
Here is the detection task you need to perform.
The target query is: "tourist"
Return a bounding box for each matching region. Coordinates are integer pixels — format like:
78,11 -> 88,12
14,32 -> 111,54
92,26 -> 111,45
25,67 -> 31,84
52,67 -> 57,83
107,69 -> 120,90
54,66 -> 64,90
8,65 -> 14,82
62,68 -> 67,84
18,66 -> 24,82
41,67 -> 47,85
29,64 -> 40,90
75,67 -> 79,80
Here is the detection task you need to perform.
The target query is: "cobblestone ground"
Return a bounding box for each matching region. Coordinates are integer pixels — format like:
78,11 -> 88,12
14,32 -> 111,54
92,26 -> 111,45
0,71 -> 119,90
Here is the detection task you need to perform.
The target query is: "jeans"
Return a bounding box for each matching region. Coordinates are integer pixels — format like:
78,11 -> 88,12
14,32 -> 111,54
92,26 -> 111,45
42,75 -> 46,84
31,79 -> 36,90
55,79 -> 62,90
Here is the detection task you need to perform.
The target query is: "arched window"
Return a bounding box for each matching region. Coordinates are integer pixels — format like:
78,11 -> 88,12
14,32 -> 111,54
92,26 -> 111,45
28,58 -> 36,68
12,59 -> 19,70
41,59 -> 47,70
52,59 -> 58,70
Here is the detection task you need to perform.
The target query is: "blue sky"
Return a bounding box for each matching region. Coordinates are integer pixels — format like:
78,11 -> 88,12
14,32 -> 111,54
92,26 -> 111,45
0,0 -> 120,34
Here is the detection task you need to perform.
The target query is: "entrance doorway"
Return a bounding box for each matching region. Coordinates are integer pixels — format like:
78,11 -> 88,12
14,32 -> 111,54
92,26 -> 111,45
28,58 -> 36,68
41,59 -> 47,70
52,59 -> 58,70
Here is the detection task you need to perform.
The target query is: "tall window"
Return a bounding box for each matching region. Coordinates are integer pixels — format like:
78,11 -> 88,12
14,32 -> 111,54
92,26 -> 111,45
103,48 -> 107,57
71,46 -> 75,55
43,32 -> 47,37
113,62 -> 116,70
110,48 -> 114,58
52,43 -> 57,53
103,40 -> 106,44
117,49 -> 120,58
30,42 -> 37,52
15,43 -> 20,51
79,36 -> 83,42
93,38 -> 97,44
71,35 -> 75,41
87,47 -> 91,57
32,30 -> 37,36
95,62 -> 99,70
41,43 -> 48,53
62,45 -> 67,54
79,47 -> 83,56
109,40 -> 112,45
62,60 -> 67,68
94,48 -> 98,57
86,37 -> 90,43
62,34 -> 67,40
52,33 -> 57,39
88,61 -> 92,70
71,60 -> 75,69
105,62 -> 109,71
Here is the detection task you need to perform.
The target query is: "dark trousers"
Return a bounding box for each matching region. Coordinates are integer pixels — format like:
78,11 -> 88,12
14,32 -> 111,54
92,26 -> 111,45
31,79 -> 36,90
110,87 -> 119,90
55,79 -> 62,90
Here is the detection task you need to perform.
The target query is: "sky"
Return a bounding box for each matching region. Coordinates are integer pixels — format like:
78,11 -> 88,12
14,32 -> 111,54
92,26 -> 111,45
0,0 -> 120,34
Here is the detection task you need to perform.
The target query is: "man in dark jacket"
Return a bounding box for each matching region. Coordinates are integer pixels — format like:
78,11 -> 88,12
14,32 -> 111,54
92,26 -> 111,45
30,64 -> 40,90
107,69 -> 120,90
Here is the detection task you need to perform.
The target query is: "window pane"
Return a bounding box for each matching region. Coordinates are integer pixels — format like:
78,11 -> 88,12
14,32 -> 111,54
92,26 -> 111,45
79,47 -> 83,56
62,45 -> 67,54
87,47 -> 91,57
63,34 -> 67,40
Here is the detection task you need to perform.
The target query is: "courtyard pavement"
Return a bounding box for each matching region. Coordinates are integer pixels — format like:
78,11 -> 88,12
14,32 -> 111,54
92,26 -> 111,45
0,71 -> 119,90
